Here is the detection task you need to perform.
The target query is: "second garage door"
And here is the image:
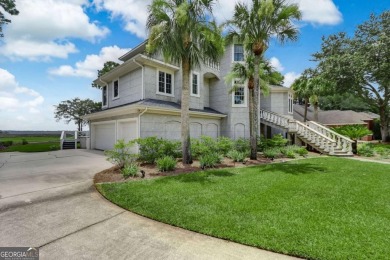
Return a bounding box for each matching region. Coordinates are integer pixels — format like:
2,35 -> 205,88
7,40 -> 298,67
94,123 -> 116,151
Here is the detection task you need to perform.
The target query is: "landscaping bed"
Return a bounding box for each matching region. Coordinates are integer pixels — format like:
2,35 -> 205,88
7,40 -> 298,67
96,157 -> 390,260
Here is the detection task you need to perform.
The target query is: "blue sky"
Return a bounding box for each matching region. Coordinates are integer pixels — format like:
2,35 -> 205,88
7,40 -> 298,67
0,0 -> 388,130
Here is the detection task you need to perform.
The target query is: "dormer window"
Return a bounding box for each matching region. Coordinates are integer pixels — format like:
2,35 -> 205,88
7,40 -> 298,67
113,80 -> 119,99
102,86 -> 107,107
233,44 -> 244,62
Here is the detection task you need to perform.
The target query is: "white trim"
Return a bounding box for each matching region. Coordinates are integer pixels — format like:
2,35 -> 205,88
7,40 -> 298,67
102,85 -> 108,108
156,69 -> 175,97
112,78 -> 120,100
190,71 -> 200,97
232,79 -> 247,108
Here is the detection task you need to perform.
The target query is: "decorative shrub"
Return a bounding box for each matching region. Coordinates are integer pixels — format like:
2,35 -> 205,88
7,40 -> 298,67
216,136 -> 234,156
357,143 -> 375,157
227,150 -> 246,162
234,138 -> 250,154
297,147 -> 309,157
0,141 -> 13,147
199,152 -> 222,168
375,147 -> 390,159
137,137 -> 181,163
263,147 -> 281,159
258,134 -> 288,151
156,156 -> 177,172
332,125 -> 372,140
191,136 -> 218,159
121,163 -> 139,178
105,139 -> 138,168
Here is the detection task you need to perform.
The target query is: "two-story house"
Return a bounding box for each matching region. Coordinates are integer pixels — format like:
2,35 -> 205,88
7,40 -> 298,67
84,41 -> 293,151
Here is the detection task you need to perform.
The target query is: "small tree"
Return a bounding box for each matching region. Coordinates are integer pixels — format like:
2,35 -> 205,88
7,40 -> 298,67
332,124 -> 372,154
91,61 -> 120,89
0,0 -> 19,37
54,98 -> 101,131
105,139 -> 138,169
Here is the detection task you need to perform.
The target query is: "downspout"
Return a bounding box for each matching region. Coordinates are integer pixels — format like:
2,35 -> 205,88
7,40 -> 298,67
133,59 -> 145,100
138,107 -> 148,139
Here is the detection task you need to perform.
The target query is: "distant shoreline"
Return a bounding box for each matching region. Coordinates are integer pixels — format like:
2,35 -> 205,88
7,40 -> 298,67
0,130 -> 89,136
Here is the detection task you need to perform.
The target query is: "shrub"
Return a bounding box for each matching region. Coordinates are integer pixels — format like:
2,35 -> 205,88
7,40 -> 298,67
0,141 -> 13,147
258,134 -> 288,151
332,125 -> 372,140
297,147 -> 309,157
137,137 -> 181,163
263,147 -> 281,159
121,163 -> 138,178
227,150 -> 246,162
156,156 -> 177,172
357,143 -> 375,157
375,147 -> 390,159
191,136 -> 218,159
105,139 -> 138,168
216,136 -> 234,156
22,139 -> 28,145
234,138 -> 250,154
199,152 -> 222,168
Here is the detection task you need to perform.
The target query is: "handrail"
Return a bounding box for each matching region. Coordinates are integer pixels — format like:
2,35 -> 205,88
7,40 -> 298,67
74,131 -> 78,150
307,121 -> 354,143
296,121 -> 335,143
260,109 -> 291,120
60,131 -> 65,150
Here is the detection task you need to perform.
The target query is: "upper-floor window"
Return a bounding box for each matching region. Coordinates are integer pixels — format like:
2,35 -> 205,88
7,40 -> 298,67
102,86 -> 107,107
113,80 -> 119,99
288,93 -> 293,114
233,44 -> 244,62
191,72 -> 200,97
157,70 -> 173,96
232,79 -> 247,107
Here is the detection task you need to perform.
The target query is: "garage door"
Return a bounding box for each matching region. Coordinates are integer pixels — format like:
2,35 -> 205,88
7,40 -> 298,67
117,120 -> 138,153
94,123 -> 116,150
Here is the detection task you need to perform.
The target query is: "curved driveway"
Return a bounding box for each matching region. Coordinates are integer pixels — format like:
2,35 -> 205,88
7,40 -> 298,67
0,150 -> 295,259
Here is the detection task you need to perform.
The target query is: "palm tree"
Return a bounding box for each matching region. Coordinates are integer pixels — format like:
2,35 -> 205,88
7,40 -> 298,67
146,0 -> 224,164
226,0 -> 301,159
291,76 -> 311,122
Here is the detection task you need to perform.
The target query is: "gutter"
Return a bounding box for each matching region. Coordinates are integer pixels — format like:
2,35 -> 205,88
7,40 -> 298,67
133,58 -> 145,100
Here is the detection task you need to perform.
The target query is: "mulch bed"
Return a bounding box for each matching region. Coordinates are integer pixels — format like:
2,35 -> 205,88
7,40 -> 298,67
94,157 -> 272,184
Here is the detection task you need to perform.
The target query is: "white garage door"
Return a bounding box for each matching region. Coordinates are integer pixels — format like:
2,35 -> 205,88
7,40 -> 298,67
94,123 -> 116,151
117,120 -> 138,153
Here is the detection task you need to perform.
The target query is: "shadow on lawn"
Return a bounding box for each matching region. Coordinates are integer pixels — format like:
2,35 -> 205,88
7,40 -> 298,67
259,162 -> 328,175
155,170 -> 235,184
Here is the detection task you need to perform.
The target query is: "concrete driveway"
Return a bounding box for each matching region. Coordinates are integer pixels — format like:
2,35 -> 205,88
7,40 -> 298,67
0,150 -> 295,259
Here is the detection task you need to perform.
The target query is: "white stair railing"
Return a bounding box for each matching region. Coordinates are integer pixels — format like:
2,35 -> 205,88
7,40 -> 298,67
306,121 -> 353,155
295,121 -> 336,154
260,109 -> 290,129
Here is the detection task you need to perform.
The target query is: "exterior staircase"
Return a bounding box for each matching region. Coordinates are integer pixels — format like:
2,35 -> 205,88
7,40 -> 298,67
60,131 -> 78,150
260,109 -> 353,156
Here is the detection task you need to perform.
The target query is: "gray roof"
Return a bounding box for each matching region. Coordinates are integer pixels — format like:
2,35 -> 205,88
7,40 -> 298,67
293,105 -> 378,125
100,98 -> 225,116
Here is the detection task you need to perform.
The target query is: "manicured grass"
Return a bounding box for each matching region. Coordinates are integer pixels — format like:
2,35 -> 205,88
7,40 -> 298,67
97,158 -> 390,260
1,142 -> 60,152
0,136 -> 59,143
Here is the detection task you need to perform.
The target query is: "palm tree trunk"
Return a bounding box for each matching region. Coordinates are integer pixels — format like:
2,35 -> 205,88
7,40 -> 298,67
181,59 -> 192,164
250,55 -> 261,160
248,88 -> 256,159
304,98 -> 309,122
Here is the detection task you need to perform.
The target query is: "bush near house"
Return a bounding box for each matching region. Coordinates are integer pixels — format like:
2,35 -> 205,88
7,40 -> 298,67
258,134 -> 288,151
156,156 -> 177,172
137,137 -> 181,164
105,139 -> 138,168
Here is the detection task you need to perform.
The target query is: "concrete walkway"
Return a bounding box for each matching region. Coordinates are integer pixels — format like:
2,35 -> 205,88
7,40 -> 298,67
0,150 -> 296,260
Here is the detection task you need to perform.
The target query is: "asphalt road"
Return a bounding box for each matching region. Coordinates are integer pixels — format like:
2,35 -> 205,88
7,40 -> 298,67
0,150 -> 296,260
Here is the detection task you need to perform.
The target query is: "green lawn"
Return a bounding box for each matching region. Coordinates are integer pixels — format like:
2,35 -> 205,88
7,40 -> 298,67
97,158 -> 390,260
1,142 -> 60,152
0,136 -> 59,143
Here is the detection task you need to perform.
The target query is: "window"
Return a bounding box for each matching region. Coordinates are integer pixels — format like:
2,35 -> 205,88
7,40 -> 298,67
233,44 -> 244,62
102,86 -> 107,107
288,93 -> 293,114
191,72 -> 199,96
157,71 -> 173,95
113,80 -> 119,99
232,79 -> 246,107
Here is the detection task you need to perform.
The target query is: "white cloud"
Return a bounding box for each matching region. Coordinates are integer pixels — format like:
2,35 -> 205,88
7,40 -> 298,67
48,46 -> 131,78
283,72 -> 301,88
0,68 -> 44,113
291,0 -> 342,25
0,0 -> 109,60
269,57 -> 284,72
93,0 -> 150,38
